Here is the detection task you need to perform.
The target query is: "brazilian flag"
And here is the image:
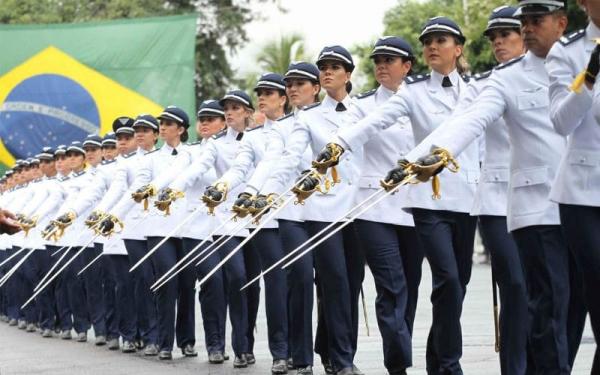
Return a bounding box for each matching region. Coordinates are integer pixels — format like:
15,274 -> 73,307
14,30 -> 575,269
0,15 -> 196,172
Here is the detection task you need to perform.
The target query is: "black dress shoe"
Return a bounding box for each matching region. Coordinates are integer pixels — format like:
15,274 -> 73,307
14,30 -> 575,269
158,350 -> 172,360
323,360 -> 335,374
134,339 -> 145,350
208,352 -> 225,364
388,369 -> 407,375
233,354 -> 247,368
246,352 -> 256,365
336,367 -> 354,375
297,366 -> 313,375
181,344 -> 198,357
352,364 -> 364,375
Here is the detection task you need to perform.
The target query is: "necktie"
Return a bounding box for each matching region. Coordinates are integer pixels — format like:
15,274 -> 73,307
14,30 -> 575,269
335,102 -> 347,112
236,132 -> 244,141
171,148 -> 178,156
442,76 -> 453,88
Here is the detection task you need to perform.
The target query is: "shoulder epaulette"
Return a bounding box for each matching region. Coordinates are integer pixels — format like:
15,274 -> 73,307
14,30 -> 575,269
123,151 -> 136,159
212,129 -> 227,140
101,159 -> 116,166
473,70 -> 493,81
355,89 -> 376,100
73,171 -> 86,177
47,176 -> 56,181
247,125 -> 263,132
277,112 -> 294,121
188,140 -> 203,146
144,148 -> 160,156
404,74 -> 430,84
302,102 -> 321,111
59,176 -> 70,182
495,55 -> 525,71
559,29 -> 585,46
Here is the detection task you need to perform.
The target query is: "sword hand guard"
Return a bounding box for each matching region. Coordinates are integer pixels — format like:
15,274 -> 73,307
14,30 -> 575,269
231,192 -> 253,220
410,148 -> 460,199
19,215 -> 38,237
154,188 -> 185,216
98,214 -> 124,237
380,160 -> 415,193
85,210 -> 106,229
202,182 -> 228,215
312,143 -> 344,174
131,184 -> 157,211
292,170 -> 322,205
41,222 -> 59,242
249,193 -> 278,224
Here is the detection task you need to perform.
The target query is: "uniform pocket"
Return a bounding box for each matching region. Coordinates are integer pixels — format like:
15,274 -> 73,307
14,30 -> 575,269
567,150 -> 600,190
510,166 -> 550,216
482,167 -> 510,183
517,90 -> 549,110
358,176 -> 381,190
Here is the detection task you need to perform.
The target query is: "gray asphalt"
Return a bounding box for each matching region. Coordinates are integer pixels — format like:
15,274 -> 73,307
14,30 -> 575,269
0,262 -> 595,374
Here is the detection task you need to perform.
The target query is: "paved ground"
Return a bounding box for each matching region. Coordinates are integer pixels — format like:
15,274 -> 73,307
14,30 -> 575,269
0,262 -> 595,375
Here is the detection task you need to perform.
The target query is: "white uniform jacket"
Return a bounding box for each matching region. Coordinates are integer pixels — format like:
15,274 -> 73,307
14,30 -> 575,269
170,129 -> 249,237
256,112 -> 312,222
406,52 -> 567,231
264,94 -> 363,223
335,69 -> 480,214
177,140 -> 216,241
546,24 -> 600,207
216,121 -> 278,229
115,143 -> 192,238
55,170 -> 95,247
465,71 -> 511,217
348,86 -> 415,226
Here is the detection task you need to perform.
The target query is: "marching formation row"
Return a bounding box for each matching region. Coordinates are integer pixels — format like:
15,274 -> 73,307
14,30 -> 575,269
0,1 -> 599,374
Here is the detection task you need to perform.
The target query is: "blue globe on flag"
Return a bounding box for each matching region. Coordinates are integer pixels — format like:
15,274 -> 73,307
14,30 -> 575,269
0,73 -> 100,159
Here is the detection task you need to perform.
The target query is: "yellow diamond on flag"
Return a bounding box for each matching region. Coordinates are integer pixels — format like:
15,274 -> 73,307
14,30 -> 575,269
0,46 -> 163,165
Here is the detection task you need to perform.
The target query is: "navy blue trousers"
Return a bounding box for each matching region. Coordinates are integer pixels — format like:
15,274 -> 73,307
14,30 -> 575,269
183,237 -> 226,355
64,247 -> 91,334
22,250 -> 55,329
106,254 -> 137,342
243,241 -> 261,355
212,235 -> 249,357
103,255 -> 118,340
279,219 -> 314,367
124,239 -> 158,345
6,247 -> 24,321
81,244 -> 106,337
412,209 -> 477,375
147,237 -> 196,352
47,245 -> 73,331
512,225 -> 586,375
18,249 -> 38,324
478,216 -> 528,375
248,228 -> 289,360
305,221 -> 364,371
354,220 -> 423,372
560,204 -> 600,373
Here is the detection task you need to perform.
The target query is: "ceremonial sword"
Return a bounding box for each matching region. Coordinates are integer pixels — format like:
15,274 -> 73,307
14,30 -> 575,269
0,247 -> 27,268
0,248 -> 35,288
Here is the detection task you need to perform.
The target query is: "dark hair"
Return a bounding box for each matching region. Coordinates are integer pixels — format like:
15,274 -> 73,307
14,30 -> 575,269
180,129 -> 189,143
345,81 -> 353,94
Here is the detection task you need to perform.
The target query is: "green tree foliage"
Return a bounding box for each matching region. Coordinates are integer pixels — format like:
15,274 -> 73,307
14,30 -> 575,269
0,0 -> 268,105
353,0 -> 588,92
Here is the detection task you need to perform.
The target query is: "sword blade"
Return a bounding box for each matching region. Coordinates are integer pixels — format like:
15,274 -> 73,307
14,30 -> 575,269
197,195 -> 295,288
22,234 -> 99,309
0,249 -> 34,287
34,247 -> 71,291
129,208 -> 200,272
77,251 -> 104,276
149,213 -> 238,290
151,233 -> 231,292
50,246 -> 68,257
240,188 -> 385,291
282,183 -> 405,269
0,247 -> 26,268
